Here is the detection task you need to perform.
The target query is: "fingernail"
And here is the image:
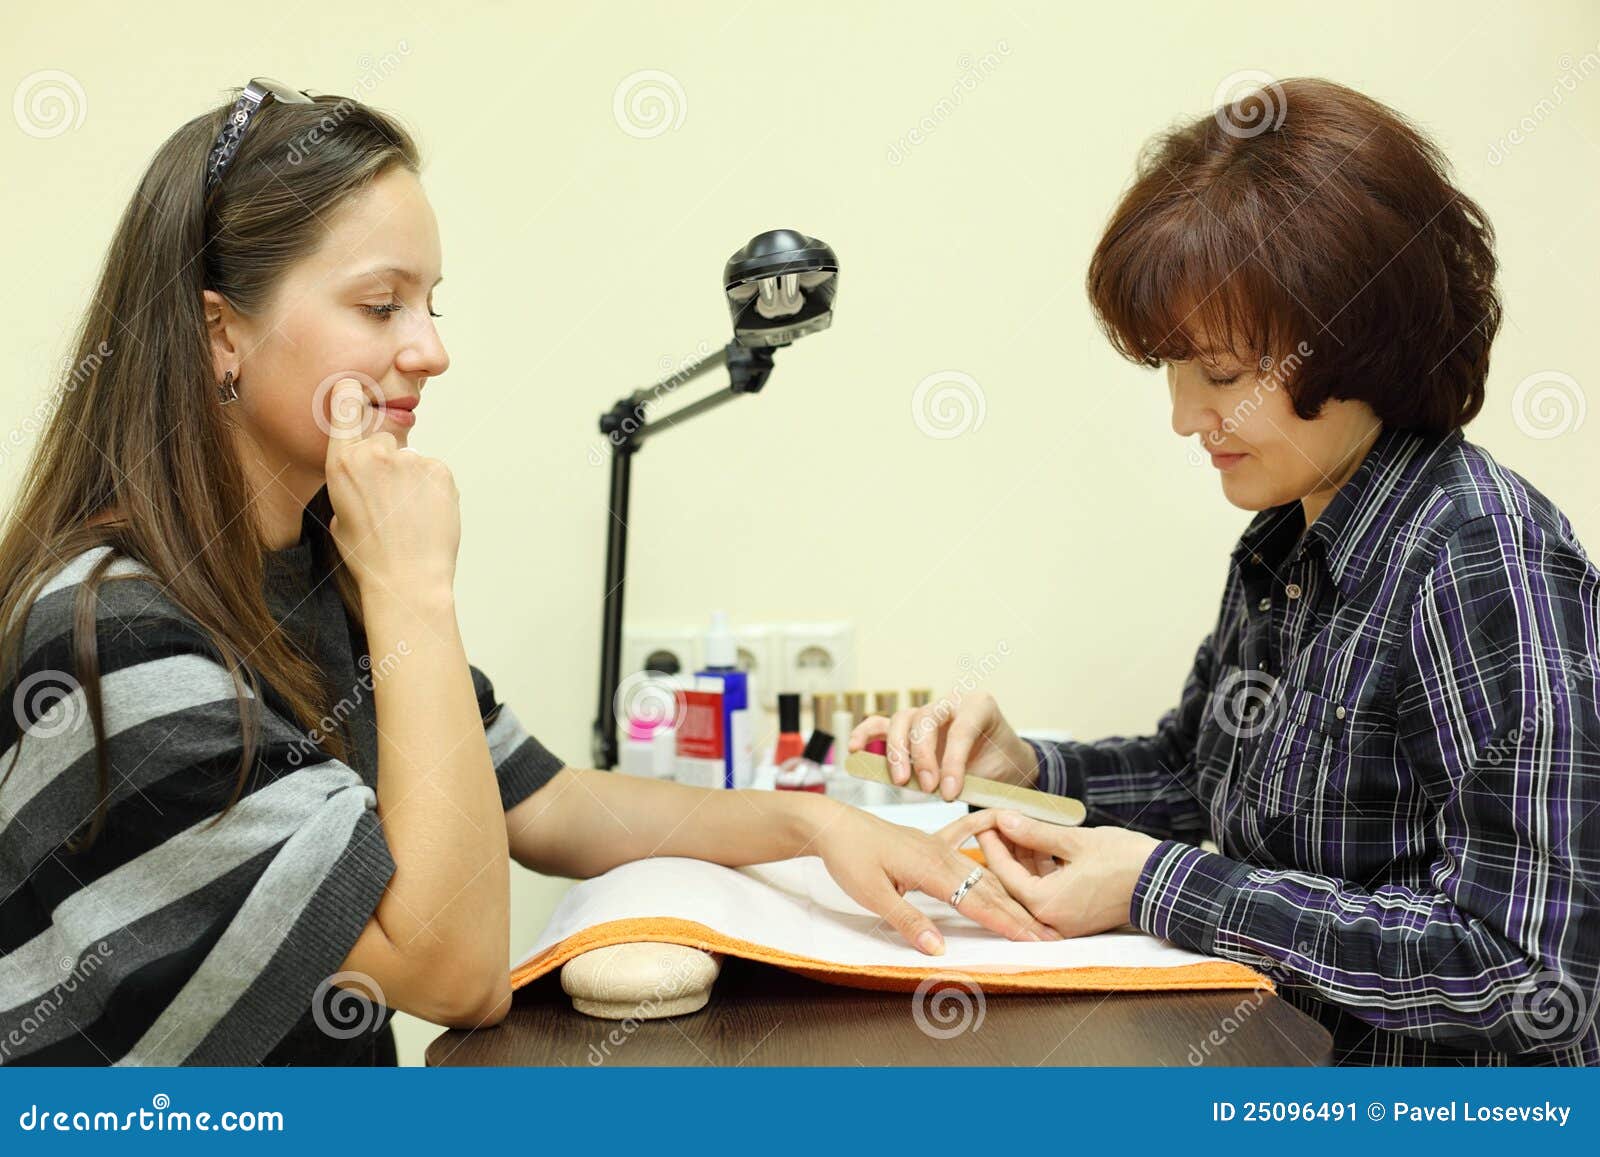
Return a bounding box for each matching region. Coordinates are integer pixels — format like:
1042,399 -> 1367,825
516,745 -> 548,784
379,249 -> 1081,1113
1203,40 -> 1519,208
941,776 -> 957,798
918,773 -> 935,792
916,929 -> 944,955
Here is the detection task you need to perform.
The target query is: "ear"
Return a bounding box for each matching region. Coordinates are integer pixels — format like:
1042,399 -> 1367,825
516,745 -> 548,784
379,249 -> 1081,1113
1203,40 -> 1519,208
202,289 -> 243,383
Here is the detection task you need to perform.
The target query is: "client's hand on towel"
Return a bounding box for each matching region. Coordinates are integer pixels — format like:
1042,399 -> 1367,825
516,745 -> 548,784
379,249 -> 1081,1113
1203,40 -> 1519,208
813,808 -> 1062,955
935,810 -> 1161,938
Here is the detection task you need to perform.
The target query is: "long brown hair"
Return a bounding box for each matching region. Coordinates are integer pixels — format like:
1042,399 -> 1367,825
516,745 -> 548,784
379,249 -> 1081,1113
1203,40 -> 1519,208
0,88 -> 420,849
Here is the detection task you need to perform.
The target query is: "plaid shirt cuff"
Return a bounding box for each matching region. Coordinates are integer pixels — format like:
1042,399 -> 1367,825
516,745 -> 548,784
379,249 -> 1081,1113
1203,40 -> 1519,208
1130,840 -> 1254,955
1022,737 -> 1082,797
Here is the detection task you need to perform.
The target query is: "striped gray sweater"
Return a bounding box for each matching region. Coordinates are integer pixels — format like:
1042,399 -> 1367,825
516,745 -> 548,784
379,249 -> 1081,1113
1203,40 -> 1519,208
0,534 -> 564,1065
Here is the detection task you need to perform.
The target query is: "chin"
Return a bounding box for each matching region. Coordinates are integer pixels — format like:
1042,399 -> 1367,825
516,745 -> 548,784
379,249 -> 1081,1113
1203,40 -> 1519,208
1219,475 -> 1277,512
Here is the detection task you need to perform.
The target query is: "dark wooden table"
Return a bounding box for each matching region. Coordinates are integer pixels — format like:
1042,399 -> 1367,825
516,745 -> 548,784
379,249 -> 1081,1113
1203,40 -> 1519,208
427,956 -> 1332,1066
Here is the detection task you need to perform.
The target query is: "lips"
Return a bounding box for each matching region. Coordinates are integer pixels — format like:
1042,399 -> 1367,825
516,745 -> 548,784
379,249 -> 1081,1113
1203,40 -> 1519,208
378,396 -> 419,412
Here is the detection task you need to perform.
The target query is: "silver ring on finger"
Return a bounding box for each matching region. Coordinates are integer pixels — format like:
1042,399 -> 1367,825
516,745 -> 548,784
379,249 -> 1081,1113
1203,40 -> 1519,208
949,864 -> 984,908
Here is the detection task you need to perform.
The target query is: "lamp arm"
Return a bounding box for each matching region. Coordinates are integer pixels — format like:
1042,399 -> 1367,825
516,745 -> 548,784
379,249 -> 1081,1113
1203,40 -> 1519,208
591,341 -> 780,769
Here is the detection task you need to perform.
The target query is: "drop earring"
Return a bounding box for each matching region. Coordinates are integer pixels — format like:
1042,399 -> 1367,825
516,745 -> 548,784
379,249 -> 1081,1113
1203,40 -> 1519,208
217,370 -> 239,405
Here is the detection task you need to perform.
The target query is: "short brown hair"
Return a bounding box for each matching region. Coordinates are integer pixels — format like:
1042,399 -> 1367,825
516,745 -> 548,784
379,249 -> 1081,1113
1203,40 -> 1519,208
1085,77 -> 1500,434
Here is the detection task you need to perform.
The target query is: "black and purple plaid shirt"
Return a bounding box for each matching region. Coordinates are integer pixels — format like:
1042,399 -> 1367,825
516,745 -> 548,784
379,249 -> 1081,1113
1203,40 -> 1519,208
1030,426 -> 1600,1065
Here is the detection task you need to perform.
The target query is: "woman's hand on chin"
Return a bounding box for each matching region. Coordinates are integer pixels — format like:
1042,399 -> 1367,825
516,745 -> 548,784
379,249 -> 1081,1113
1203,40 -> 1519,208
805,801 -> 1061,954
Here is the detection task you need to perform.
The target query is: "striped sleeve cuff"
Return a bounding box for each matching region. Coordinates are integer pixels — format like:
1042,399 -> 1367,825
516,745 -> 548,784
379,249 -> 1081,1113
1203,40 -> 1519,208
485,705 -> 566,811
1023,737 -> 1081,798
1130,840 -> 1253,955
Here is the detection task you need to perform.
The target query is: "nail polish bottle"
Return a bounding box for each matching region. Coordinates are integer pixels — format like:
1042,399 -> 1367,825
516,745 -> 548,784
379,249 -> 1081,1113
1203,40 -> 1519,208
775,728 -> 832,793
811,692 -> 838,762
774,692 -> 805,765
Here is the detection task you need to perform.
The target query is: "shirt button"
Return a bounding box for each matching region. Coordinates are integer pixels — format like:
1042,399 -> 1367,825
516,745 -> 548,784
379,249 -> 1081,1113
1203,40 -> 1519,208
1258,661 -> 1269,671
1257,597 -> 1271,612
1335,706 -> 1347,720
1285,583 -> 1302,599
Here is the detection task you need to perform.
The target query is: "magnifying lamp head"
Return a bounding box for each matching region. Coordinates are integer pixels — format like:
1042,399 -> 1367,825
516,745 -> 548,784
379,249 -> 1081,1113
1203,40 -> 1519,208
723,229 -> 838,348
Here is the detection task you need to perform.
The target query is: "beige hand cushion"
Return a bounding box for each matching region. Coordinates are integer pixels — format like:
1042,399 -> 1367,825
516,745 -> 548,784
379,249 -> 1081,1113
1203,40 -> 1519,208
559,941 -> 722,1019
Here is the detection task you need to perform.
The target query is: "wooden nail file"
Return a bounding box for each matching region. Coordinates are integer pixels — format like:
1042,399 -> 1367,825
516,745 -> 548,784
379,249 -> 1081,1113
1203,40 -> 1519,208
843,751 -> 1086,827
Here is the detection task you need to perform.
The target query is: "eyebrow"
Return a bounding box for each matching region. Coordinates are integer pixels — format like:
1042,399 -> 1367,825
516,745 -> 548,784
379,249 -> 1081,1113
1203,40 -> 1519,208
347,264 -> 444,288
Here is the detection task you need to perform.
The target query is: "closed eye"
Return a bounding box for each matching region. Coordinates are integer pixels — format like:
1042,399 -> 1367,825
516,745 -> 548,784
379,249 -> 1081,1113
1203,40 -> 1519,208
362,301 -> 445,321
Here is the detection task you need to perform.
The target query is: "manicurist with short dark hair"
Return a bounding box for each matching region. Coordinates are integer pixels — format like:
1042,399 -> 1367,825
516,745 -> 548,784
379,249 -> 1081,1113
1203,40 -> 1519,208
854,78 -> 1600,1066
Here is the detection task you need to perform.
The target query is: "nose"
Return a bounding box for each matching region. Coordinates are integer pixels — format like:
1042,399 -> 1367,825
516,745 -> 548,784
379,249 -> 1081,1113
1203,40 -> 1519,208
1168,368 -> 1222,443
395,315 -> 450,380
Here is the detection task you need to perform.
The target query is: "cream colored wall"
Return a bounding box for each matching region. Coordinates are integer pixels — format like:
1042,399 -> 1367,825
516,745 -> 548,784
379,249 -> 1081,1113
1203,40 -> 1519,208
5,1 -> 1597,1065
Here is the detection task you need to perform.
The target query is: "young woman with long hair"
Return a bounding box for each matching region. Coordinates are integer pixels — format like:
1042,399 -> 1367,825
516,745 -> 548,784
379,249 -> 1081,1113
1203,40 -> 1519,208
0,81 -> 1055,1066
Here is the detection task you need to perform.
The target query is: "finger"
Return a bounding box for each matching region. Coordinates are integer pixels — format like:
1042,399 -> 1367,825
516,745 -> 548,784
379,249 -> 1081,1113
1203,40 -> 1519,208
885,709 -> 919,786
997,830 -> 1054,878
975,829 -> 1046,908
906,707 -> 942,793
934,851 -> 1053,942
970,868 -> 1062,941
993,811 -> 1077,859
938,698 -> 994,800
860,879 -> 944,956
932,808 -> 1003,849
848,715 -> 888,755
325,378 -> 374,459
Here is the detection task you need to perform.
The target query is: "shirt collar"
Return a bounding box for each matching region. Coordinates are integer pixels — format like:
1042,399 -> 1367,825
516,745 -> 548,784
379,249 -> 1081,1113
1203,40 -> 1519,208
1230,426 -> 1458,597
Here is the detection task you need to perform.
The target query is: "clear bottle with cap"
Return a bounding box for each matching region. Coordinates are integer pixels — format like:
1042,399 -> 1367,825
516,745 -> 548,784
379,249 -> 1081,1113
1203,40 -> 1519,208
694,611 -> 751,789
828,692 -> 869,805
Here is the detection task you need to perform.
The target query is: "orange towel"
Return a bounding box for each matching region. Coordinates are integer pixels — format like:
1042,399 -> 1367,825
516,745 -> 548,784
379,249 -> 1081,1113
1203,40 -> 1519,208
511,850 -> 1271,995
